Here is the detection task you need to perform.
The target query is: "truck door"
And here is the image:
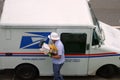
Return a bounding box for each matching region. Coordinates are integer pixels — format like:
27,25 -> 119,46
57,29 -> 91,75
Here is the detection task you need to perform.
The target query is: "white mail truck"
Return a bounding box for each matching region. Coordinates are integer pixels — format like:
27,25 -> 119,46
0,0 -> 120,80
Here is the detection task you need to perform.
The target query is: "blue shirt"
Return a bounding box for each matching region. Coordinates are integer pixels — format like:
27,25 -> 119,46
52,40 -> 65,64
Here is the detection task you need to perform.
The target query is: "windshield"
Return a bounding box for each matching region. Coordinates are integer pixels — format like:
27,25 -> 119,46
88,2 -> 105,46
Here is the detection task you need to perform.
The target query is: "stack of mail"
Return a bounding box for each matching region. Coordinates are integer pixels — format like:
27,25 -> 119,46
39,43 -> 50,54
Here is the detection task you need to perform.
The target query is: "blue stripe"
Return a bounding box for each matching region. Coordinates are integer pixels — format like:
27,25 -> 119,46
89,54 -> 120,58
66,54 -> 120,58
0,54 -> 48,57
0,53 -> 120,58
66,56 -> 89,58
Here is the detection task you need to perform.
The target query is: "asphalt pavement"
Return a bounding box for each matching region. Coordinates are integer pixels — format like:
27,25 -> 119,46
0,69 -> 120,80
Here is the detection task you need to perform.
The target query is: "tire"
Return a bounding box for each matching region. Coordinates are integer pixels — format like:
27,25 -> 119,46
96,64 -> 117,78
15,63 -> 39,80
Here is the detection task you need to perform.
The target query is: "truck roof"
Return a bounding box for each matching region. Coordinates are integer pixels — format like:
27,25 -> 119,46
0,0 -> 94,28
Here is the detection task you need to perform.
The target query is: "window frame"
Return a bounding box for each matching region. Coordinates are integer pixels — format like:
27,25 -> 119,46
61,33 -> 87,54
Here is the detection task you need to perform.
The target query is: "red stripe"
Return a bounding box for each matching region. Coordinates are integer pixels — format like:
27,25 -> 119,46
0,52 -> 44,54
0,52 -> 117,56
65,52 -> 117,56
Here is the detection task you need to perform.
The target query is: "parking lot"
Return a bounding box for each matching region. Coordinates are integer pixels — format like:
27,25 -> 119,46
0,70 -> 120,80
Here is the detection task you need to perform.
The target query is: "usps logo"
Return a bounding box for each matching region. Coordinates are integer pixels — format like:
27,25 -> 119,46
20,32 -> 50,49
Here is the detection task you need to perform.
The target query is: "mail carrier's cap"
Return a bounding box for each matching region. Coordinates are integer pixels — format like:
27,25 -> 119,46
48,32 -> 60,40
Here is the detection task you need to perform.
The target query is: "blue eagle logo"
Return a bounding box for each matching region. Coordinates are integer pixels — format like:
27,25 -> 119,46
20,32 -> 50,49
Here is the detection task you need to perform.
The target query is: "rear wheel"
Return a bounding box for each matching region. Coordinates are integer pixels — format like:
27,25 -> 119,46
15,63 -> 39,80
96,64 -> 118,78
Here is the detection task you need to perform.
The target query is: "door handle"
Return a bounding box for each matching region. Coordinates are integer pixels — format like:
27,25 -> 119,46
5,53 -> 13,56
86,44 -> 90,50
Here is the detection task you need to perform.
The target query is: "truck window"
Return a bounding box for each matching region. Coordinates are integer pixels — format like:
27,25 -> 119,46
61,33 -> 87,54
92,29 -> 100,45
88,2 -> 104,45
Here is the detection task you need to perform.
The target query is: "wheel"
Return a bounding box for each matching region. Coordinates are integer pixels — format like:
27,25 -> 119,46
15,63 -> 39,80
96,64 -> 117,78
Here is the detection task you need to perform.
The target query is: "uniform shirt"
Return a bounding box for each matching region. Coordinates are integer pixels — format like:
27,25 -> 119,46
52,40 -> 65,64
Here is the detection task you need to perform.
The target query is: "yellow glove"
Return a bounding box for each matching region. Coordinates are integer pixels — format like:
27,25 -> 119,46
49,44 -> 58,54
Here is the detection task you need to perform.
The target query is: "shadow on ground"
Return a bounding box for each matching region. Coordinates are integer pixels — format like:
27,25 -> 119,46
0,69 -> 120,80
